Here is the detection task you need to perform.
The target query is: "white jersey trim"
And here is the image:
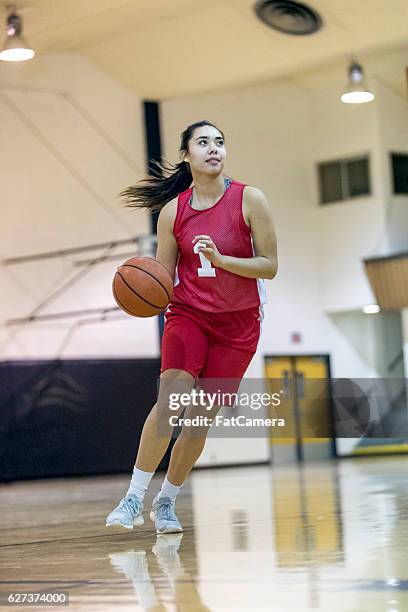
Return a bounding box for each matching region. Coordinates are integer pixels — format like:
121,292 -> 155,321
250,236 -> 268,307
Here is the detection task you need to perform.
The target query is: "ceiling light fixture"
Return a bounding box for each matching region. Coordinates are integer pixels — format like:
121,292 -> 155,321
362,304 -> 381,314
0,5 -> 35,62
341,59 -> 375,104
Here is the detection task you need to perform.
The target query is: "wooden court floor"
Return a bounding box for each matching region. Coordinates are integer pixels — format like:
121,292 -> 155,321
1,456 -> 408,611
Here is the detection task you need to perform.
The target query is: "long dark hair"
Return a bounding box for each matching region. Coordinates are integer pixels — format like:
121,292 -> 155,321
119,120 -> 225,213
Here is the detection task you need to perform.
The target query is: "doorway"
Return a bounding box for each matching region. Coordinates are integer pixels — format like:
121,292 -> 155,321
264,354 -> 335,463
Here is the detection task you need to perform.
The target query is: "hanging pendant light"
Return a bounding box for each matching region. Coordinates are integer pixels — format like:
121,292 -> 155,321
341,59 -> 375,104
0,6 -> 35,62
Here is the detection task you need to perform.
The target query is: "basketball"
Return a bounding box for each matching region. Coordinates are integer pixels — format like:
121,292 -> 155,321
112,256 -> 173,317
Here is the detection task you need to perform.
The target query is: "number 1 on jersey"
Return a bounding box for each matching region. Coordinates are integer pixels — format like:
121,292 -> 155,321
193,241 -> 216,277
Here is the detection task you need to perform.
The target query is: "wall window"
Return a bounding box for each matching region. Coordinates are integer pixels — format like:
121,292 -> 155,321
318,155 -> 371,205
390,153 -> 408,194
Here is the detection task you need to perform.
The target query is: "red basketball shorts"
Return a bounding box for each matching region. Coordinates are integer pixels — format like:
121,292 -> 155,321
160,301 -> 263,403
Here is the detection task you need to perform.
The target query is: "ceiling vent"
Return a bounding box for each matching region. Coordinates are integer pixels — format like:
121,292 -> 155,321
254,0 -> 323,35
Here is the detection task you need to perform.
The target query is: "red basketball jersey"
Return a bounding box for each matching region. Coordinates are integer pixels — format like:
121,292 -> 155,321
171,178 -> 267,313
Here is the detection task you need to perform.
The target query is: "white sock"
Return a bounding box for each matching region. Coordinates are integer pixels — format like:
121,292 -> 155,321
126,467 -> 155,499
158,475 -> 182,500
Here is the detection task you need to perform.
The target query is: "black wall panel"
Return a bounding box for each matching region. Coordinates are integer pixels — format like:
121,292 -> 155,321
0,358 -> 163,481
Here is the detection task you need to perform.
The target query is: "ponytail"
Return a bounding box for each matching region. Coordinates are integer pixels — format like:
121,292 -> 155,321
119,158 -> 192,213
118,120 -> 225,214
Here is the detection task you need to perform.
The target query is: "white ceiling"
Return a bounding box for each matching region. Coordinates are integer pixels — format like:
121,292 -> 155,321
3,0 -> 408,99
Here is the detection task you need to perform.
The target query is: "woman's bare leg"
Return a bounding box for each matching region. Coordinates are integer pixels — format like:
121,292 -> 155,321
106,370 -> 197,529
134,369 -> 195,473
166,400 -> 222,485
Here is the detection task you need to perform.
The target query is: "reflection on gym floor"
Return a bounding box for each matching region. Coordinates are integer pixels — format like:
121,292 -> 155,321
1,457 -> 407,611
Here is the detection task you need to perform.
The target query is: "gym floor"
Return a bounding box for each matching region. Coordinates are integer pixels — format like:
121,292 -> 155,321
1,456 -> 407,611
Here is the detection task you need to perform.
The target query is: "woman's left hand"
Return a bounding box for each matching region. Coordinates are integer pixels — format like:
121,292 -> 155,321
192,235 -> 224,268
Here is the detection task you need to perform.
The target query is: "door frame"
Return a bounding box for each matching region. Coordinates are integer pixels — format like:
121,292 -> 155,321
263,353 -> 337,459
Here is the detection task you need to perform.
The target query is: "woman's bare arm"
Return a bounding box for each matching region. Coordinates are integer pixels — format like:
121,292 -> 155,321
155,198 -> 179,280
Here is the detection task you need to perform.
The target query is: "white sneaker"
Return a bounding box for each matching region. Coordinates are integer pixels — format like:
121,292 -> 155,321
150,493 -> 183,534
106,494 -> 144,530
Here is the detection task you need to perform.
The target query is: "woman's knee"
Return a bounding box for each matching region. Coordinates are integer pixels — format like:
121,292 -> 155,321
180,401 -> 224,439
157,368 -> 196,412
178,426 -> 208,445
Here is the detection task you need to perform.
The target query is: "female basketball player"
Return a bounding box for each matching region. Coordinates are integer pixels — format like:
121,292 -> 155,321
106,120 -> 278,534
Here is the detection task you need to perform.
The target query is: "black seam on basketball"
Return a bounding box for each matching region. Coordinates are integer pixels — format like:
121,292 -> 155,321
112,286 -> 134,316
112,285 -> 154,317
120,264 -> 171,301
135,256 -> 171,275
116,271 -> 166,310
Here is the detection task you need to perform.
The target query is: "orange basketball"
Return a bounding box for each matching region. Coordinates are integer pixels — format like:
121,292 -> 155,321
112,256 -> 173,317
